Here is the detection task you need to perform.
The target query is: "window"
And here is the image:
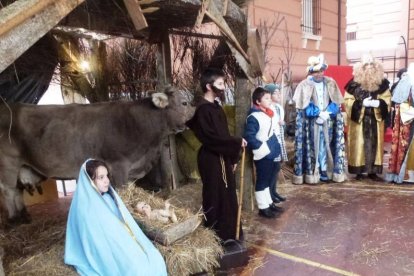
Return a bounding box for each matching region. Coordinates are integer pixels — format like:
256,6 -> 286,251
346,31 -> 356,41
346,23 -> 358,41
302,0 -> 321,35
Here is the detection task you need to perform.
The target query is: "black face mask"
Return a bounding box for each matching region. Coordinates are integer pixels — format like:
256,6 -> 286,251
211,84 -> 225,102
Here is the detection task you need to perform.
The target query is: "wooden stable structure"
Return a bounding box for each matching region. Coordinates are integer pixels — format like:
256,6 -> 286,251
0,0 -> 261,212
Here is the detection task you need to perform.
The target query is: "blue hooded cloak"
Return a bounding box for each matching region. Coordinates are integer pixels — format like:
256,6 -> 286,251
64,160 -> 167,276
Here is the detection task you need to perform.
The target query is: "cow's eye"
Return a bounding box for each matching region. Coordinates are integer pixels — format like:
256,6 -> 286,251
182,102 -> 188,106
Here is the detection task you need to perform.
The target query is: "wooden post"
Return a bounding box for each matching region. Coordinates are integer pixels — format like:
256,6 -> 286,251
156,31 -> 172,90
57,35 -> 90,103
236,147 -> 245,240
155,31 -> 183,191
234,77 -> 254,211
56,35 -> 97,103
90,39 -> 109,102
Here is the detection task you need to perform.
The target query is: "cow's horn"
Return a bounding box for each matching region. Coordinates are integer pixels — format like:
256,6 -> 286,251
151,92 -> 169,109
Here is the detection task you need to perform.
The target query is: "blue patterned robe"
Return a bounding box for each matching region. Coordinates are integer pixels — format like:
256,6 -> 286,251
292,77 -> 346,184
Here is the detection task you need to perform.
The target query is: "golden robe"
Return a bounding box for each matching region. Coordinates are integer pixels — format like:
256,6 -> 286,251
344,79 -> 391,174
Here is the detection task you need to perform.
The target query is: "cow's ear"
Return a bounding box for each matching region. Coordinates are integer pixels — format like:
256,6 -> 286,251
151,92 -> 169,109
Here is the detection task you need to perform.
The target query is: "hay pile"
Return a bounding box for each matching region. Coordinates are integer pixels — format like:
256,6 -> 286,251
1,183 -> 222,276
0,217 -> 76,276
118,184 -> 223,275
119,183 -> 198,231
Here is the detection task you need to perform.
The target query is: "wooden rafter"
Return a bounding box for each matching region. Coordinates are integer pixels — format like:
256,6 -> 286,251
222,0 -> 229,16
0,0 -> 85,73
122,0 -> 149,31
122,0 -> 159,31
205,2 -> 249,61
226,41 -> 255,84
193,1 -> 264,82
194,0 -> 211,28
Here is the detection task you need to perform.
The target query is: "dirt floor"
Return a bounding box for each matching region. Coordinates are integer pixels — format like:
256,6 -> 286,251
234,180 -> 414,276
6,143 -> 414,276
230,142 -> 414,276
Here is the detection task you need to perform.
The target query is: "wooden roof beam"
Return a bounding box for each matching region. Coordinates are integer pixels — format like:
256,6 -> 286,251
0,0 -> 85,74
123,0 -> 149,32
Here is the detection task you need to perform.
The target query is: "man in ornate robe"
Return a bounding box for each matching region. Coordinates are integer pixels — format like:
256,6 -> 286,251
344,55 -> 391,181
292,54 -> 346,184
386,64 -> 414,183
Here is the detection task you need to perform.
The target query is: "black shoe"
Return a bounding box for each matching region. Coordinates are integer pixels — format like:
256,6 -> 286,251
355,174 -> 365,180
368,174 -> 383,182
272,197 -> 281,204
274,193 -> 286,202
269,203 -> 284,213
258,208 -> 276,218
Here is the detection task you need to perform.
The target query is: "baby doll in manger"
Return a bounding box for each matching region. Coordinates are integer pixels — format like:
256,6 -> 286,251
135,201 -> 178,224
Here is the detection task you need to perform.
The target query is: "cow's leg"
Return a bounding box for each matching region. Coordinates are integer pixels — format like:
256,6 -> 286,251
2,187 -> 31,225
0,161 -> 31,225
11,188 -> 30,224
0,186 -> 31,226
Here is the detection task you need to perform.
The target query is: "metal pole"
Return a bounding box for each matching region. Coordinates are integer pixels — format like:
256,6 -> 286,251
62,180 -> 67,197
400,35 -> 408,68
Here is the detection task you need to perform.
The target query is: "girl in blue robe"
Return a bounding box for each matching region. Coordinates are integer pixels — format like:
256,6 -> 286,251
64,159 -> 167,276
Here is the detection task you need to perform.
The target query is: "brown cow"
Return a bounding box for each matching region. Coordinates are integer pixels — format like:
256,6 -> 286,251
0,87 -> 195,224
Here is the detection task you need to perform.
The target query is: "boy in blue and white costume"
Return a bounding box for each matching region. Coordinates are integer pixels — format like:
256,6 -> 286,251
244,87 -> 283,219
292,54 -> 346,184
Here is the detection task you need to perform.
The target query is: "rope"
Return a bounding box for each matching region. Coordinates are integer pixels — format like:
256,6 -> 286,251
220,155 -> 228,188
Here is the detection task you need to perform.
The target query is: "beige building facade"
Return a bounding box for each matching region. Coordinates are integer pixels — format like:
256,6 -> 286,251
247,0 -> 347,83
346,0 -> 409,81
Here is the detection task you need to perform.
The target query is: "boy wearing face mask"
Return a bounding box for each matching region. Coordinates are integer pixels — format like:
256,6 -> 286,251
186,68 -> 247,242
292,54 -> 346,184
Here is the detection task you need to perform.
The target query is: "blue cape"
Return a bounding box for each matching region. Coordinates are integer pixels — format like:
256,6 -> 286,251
392,75 -> 412,103
64,160 -> 167,276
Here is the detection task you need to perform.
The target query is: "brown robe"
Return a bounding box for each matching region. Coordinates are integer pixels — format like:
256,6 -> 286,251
186,99 -> 242,241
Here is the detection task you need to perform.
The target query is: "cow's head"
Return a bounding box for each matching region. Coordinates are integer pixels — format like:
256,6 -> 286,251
151,87 -> 195,133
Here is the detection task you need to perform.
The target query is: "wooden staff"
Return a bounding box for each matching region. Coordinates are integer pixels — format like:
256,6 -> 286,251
236,147 -> 246,240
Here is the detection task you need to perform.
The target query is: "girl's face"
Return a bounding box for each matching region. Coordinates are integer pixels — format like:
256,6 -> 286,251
93,166 -> 110,193
271,91 -> 281,103
256,93 -> 272,109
